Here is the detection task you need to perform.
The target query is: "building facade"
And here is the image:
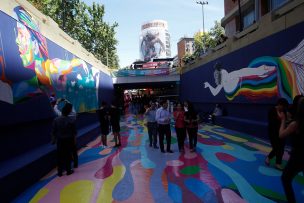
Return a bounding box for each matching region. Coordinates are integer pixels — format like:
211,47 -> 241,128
222,0 -> 290,38
177,37 -> 195,67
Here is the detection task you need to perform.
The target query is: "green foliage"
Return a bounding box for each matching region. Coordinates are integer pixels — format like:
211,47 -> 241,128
28,0 -> 119,69
193,20 -> 225,57
182,53 -> 194,64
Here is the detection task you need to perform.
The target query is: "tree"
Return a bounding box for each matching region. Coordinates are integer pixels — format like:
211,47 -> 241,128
28,0 -> 119,69
193,20 -> 225,57
209,21 -> 225,45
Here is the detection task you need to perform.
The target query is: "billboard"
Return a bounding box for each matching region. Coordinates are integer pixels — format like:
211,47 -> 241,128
140,20 -> 171,61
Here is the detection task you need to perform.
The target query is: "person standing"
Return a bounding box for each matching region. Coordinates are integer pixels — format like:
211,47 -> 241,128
52,98 -> 78,168
144,102 -> 158,148
97,101 -> 110,147
109,101 -> 121,147
51,103 -> 76,176
265,98 -> 289,170
156,100 -> 173,153
278,96 -> 304,203
173,102 -> 186,153
184,102 -> 199,153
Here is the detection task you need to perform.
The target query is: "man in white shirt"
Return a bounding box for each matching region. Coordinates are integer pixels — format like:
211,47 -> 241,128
155,100 -> 173,153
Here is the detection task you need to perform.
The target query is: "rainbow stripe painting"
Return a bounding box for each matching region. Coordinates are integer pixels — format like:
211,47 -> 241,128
14,115 -> 304,203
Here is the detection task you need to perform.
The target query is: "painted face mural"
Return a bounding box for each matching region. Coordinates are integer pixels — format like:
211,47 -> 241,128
204,39 -> 304,103
5,6 -> 101,112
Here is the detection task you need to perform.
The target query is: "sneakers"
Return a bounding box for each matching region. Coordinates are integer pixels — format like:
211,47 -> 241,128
153,145 -> 159,149
167,150 -> 174,153
66,170 -> 74,176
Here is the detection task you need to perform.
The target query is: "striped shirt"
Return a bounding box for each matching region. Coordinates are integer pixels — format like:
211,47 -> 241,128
156,107 -> 170,125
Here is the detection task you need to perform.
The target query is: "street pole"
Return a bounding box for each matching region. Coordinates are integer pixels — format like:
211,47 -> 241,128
196,1 -> 208,53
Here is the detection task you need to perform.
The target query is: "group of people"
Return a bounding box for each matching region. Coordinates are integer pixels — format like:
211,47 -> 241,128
49,94 -> 304,202
265,95 -> 304,202
97,101 -> 122,148
144,100 -> 199,153
50,98 -> 122,177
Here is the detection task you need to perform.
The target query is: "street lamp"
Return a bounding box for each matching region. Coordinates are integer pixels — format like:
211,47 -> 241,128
196,1 -> 208,34
196,1 -> 208,53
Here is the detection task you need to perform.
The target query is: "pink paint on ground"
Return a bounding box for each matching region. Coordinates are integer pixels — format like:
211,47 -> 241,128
114,161 -> 154,203
166,160 -> 184,167
184,150 -> 198,159
40,157 -> 109,202
216,152 -> 236,162
198,137 -> 225,146
221,188 -> 248,203
95,149 -> 120,179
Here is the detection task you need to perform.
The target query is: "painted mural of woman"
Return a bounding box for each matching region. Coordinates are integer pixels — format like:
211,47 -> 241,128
10,6 -> 99,112
204,38 -> 304,103
204,62 -> 276,99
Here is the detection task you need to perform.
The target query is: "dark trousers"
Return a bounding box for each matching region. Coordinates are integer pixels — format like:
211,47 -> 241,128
147,122 -> 158,146
175,127 -> 186,151
281,154 -> 304,203
57,137 -> 73,174
187,128 -> 198,150
158,124 -> 171,151
72,143 -> 78,167
268,136 -> 285,164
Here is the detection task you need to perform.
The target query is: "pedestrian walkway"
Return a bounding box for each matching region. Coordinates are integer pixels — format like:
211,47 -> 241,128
14,114 -> 304,203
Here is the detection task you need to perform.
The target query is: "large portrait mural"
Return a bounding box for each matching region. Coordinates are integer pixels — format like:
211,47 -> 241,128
203,39 -> 304,103
0,6 -> 107,114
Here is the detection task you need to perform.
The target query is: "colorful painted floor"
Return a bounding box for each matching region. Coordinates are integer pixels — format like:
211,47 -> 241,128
14,114 -> 304,203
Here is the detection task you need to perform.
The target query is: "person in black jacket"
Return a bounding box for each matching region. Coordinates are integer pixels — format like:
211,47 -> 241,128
97,101 -> 110,147
51,103 -> 76,176
109,101 -> 121,147
265,98 -> 289,170
278,96 -> 304,203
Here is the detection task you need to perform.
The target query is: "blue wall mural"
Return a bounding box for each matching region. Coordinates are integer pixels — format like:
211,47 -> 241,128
0,7 -> 114,125
181,21 -> 304,105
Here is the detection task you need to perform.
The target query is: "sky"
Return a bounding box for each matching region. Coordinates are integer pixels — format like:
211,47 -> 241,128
83,0 -> 224,68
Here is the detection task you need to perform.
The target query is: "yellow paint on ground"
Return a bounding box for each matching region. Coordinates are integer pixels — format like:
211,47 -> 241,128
97,165 -> 126,203
60,180 -> 94,203
198,133 -> 210,138
202,126 -> 248,143
245,142 -> 272,153
29,188 -> 49,203
222,144 -> 234,150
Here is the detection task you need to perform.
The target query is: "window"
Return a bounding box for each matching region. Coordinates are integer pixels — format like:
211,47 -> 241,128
272,0 -> 288,10
243,9 -> 255,29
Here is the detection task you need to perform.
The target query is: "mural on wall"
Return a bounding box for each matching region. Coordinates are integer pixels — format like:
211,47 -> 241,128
0,31 -> 14,104
203,39 -> 304,103
0,6 -> 101,112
